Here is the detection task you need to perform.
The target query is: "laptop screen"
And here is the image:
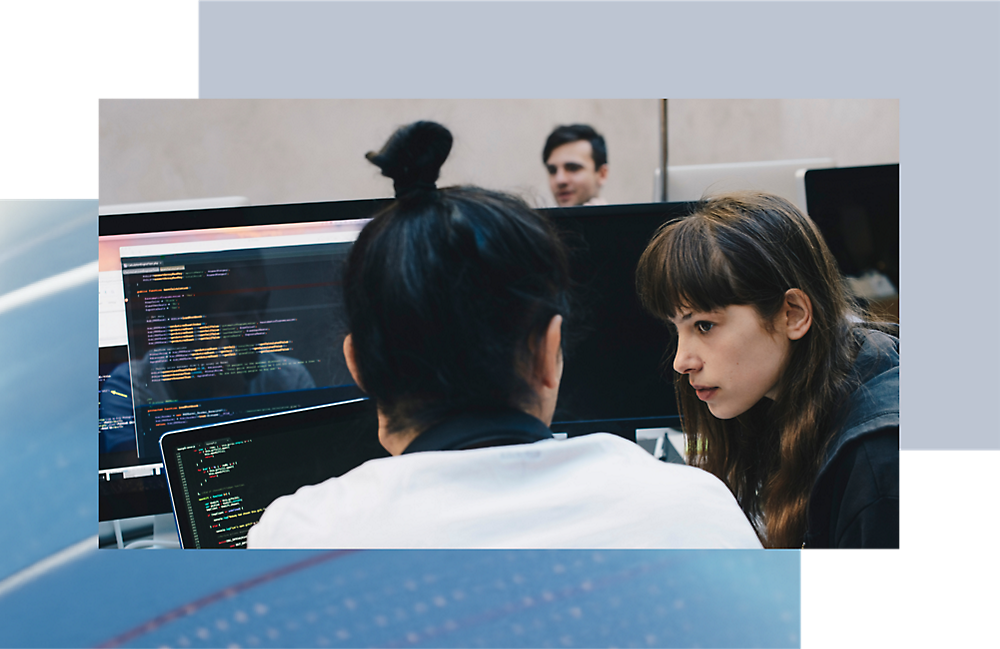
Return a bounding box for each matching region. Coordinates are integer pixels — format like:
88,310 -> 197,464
160,398 -> 386,549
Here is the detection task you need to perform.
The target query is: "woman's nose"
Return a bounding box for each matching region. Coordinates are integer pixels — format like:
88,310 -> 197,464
673,337 -> 701,375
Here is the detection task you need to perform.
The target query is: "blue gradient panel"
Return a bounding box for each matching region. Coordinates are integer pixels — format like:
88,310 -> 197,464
0,201 -> 94,294
1,550 -> 798,648
0,200 -> 97,580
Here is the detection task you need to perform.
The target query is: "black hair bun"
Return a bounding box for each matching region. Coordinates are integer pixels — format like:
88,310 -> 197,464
366,121 -> 453,198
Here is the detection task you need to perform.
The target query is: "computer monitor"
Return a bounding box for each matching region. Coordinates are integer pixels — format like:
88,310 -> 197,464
99,196 -> 251,216
800,164 -> 900,293
656,158 -> 836,209
98,199 -> 389,521
542,202 -> 691,438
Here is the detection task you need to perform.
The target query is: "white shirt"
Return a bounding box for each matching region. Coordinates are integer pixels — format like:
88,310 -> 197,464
246,433 -> 762,549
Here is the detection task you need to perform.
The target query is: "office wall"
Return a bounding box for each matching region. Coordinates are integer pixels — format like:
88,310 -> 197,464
99,98 -> 898,208
669,99 -> 899,168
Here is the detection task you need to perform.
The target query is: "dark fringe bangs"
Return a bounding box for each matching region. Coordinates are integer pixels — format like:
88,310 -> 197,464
637,215 -> 741,323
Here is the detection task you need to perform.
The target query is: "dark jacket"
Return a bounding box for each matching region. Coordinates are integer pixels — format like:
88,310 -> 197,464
802,329 -> 900,549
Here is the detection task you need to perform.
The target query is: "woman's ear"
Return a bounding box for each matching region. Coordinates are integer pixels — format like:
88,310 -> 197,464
342,334 -> 366,392
783,289 -> 813,341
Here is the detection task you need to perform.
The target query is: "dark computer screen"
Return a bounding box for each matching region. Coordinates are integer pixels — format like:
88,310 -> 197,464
542,202 -> 693,437
803,164 -> 900,290
118,241 -> 363,460
160,398 -> 385,549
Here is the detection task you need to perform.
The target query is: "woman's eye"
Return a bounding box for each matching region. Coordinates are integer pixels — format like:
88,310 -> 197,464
695,321 -> 714,334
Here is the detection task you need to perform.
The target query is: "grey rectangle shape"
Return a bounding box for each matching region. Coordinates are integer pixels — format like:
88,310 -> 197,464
199,1 -> 1000,449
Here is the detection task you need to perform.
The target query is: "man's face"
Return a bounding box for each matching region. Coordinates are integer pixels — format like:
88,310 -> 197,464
545,140 -> 608,207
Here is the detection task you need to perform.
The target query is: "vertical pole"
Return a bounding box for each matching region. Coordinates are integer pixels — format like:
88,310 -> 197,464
660,98 -> 669,202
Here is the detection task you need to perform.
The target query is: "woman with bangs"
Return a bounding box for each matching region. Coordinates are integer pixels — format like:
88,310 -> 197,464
636,192 -> 899,548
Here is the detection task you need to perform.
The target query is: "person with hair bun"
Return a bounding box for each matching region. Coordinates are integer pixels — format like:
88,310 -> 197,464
635,192 -> 899,548
248,122 -> 761,549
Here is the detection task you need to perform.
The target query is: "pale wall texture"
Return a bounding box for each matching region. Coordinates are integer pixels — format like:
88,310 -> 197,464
99,99 -> 898,208
668,99 -> 900,168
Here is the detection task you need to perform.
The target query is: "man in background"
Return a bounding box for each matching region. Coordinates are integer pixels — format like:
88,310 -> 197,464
542,124 -> 609,207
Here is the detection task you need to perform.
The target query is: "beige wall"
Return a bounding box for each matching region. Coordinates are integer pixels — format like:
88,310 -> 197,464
669,99 -> 899,168
99,98 -> 898,208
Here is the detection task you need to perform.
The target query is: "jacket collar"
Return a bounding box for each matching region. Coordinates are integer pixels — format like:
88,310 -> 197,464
821,328 -> 900,466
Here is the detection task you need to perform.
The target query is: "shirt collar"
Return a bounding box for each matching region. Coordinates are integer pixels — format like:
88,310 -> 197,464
401,408 -> 554,454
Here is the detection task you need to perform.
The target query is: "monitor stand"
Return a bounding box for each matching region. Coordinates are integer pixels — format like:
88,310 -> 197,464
104,513 -> 180,549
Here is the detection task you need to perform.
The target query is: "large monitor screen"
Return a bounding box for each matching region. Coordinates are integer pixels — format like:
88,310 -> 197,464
546,203 -> 690,437
803,164 -> 900,292
117,232 -> 364,459
98,200 -> 388,521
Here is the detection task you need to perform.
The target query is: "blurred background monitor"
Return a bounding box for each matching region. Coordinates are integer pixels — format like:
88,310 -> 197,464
655,158 -> 835,209
99,196 -> 251,216
800,163 -> 899,320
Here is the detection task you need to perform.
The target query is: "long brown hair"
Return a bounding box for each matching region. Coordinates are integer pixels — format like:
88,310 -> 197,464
636,192 -> 867,547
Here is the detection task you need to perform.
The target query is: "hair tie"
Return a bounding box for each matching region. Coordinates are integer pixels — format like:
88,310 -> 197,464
394,179 -> 437,198
367,121 -> 453,200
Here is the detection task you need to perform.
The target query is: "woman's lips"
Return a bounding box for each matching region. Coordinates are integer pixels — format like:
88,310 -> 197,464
694,387 -> 718,401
